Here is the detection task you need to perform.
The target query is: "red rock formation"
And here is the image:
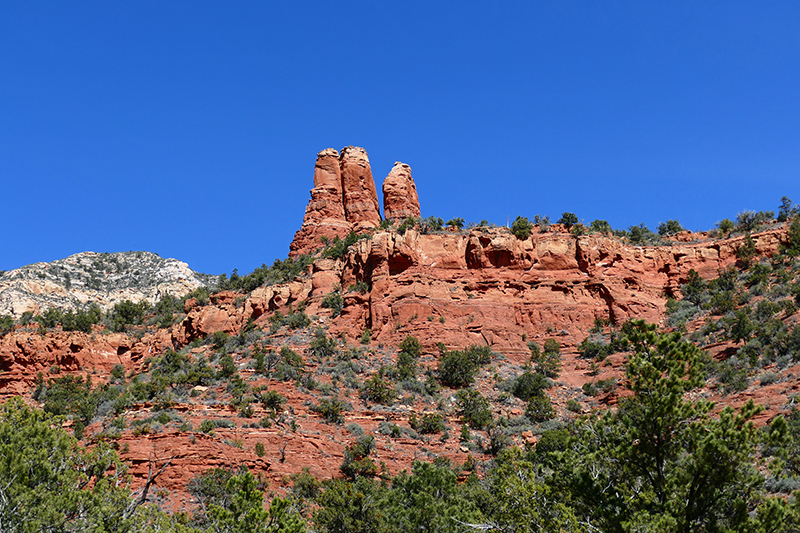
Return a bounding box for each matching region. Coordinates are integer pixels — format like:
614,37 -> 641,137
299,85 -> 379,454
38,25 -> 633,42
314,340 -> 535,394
339,146 -> 381,231
7,145 -> 800,518
3,214 -> 795,513
382,162 -> 420,222
291,146 -> 386,257
9,225 -> 786,383
313,225 -> 791,356
289,149 -> 352,257
0,327 -> 174,396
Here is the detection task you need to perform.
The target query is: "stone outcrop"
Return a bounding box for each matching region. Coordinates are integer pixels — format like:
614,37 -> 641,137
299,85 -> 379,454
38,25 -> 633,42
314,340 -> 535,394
291,146 -> 404,257
303,225 -> 792,357
0,327 -> 174,396
312,148 -> 346,219
382,162 -> 420,222
2,145 -> 796,513
8,202 -> 787,371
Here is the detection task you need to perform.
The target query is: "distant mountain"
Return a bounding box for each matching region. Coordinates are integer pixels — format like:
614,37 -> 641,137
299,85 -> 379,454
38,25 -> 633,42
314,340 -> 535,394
0,251 -> 215,317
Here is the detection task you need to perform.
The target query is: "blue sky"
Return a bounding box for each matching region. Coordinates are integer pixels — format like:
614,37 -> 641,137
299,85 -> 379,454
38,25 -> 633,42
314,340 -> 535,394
2,2 -> 798,276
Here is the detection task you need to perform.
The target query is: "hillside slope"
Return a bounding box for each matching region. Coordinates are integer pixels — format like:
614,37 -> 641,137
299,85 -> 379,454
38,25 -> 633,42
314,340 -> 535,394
1,147 -> 799,525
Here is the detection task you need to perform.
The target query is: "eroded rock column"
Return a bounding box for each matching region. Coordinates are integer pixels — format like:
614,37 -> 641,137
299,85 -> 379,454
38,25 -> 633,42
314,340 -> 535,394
340,146 -> 381,231
289,148 -> 352,257
382,162 -> 420,222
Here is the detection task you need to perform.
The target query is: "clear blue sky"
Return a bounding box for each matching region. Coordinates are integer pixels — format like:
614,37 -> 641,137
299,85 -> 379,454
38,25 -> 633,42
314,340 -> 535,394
2,2 -> 798,275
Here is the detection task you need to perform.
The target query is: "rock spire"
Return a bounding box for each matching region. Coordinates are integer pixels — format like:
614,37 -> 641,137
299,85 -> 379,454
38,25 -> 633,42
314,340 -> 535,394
340,146 -> 381,229
382,162 -> 420,222
290,147 -> 421,257
289,149 -> 352,258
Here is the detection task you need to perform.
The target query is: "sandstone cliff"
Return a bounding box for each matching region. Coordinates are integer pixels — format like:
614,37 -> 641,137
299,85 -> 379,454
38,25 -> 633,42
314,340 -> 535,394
288,148 -> 352,258
207,146 -> 794,356
150,221 -> 791,364
340,146 -> 381,229
299,224 -> 789,357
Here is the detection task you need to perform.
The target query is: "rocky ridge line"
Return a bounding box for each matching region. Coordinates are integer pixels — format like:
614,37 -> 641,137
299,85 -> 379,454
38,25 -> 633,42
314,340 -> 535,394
0,251 -> 213,317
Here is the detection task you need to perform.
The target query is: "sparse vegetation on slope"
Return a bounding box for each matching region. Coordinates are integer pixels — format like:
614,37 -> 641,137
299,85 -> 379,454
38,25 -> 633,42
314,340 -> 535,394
3,196 -> 800,531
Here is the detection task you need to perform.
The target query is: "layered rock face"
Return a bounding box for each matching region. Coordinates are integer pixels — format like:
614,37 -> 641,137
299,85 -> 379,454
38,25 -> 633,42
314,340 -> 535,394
287,147 -> 792,355
290,147 -> 421,257
382,162 -> 420,222
309,148 -> 346,219
308,225 -> 791,357
290,147 -> 377,257
168,222 -> 792,363
0,326 -> 175,395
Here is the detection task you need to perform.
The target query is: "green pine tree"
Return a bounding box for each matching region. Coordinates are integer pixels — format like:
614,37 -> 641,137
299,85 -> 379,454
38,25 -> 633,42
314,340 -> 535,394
553,321 -> 799,532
